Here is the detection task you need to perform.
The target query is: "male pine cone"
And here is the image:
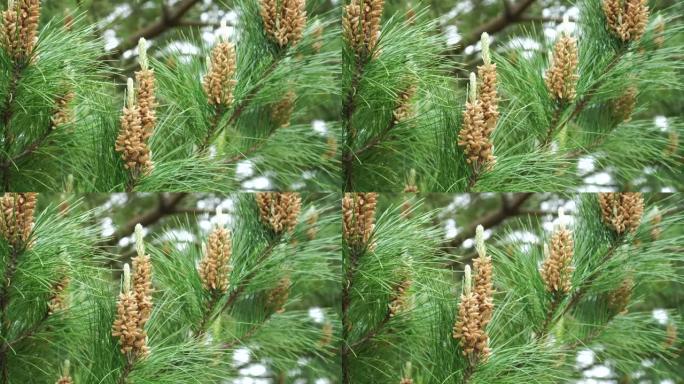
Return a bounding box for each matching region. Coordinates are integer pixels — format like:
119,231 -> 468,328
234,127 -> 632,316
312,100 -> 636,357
256,192 -> 302,234
603,0 -> 649,42
199,224 -> 232,293
343,0 -> 385,59
204,41 -> 237,107
0,192 -> 37,248
598,192 -> 645,234
259,0 -> 307,47
342,192 -> 378,250
1,0 -> 40,61
545,33 -> 579,101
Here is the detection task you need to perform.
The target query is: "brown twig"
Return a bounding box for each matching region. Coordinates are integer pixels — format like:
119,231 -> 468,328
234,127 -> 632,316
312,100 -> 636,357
349,308 -> 392,350
445,193 -> 533,251
101,0 -> 202,62
448,0 -> 537,57
101,193 -> 189,248
0,247 -> 21,383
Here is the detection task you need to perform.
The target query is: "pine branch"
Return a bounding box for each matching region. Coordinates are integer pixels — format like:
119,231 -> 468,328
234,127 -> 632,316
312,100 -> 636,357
101,0 -> 202,62
341,246 -> 364,384
344,117 -> 398,163
206,54 -> 285,160
342,58 -> 367,191
102,193 -> 189,248
544,48 -> 627,149
349,308 -> 392,350
444,193 -> 533,251
212,239 -> 282,326
448,0 -> 537,56
0,247 -> 20,384
1,62 -> 26,190
222,312 -> 275,350
541,236 -> 625,338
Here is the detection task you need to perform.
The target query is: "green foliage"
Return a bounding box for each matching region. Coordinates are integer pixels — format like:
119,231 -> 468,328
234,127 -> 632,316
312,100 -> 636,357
0,193 -> 340,383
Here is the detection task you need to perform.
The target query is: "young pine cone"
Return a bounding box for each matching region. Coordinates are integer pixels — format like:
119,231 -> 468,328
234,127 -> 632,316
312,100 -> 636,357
343,0 -> 385,59
545,33 -> 579,102
256,192 -> 302,234
112,264 -> 149,358
598,193 -> 645,235
453,265 -> 490,362
0,192 -> 38,248
603,0 -> 649,42
342,192 -> 378,250
1,0 -> 40,61
203,41 -> 237,107
473,227 -> 494,326
259,0 -> 307,47
198,222 -> 232,293
540,210 -> 574,294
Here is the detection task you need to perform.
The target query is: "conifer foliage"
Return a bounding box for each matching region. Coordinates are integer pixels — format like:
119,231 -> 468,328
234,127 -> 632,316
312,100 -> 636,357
341,0 -> 683,192
341,192 -> 683,383
0,0 -> 339,192
0,192 -> 340,383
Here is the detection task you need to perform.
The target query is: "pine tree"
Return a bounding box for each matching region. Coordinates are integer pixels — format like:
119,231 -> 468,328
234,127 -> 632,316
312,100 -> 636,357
340,192 -> 683,383
0,0 -> 340,192
341,0 -> 683,192
0,192 -> 340,383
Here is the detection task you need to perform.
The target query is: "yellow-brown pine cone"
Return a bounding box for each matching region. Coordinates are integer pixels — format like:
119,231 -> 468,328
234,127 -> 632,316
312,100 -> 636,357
393,84 -> 417,124
259,0 -> 278,41
362,0 -> 385,53
651,212 -> 662,241
56,376 -> 73,384
51,91 -> 76,128
608,278 -> 633,314
453,292 -> 487,359
312,24 -> 324,53
256,192 -> 274,226
359,192 -> 378,247
478,63 -> 499,133
280,193 -> 302,233
203,42 -> 237,107
654,19 -> 665,48
664,323 -> 677,348
343,1 -> 362,54
17,0 -> 40,59
318,322 -> 334,346
132,254 -> 153,326
111,292 -> 142,355
271,90 -> 296,127
115,106 -> 153,176
613,86 -> 637,123
306,211 -> 318,240
199,227 -> 232,292
541,229 -> 574,294
458,101 -> 494,168
602,0 -> 622,37
545,35 -> 579,101
1,7 -> 19,58
620,0 -> 649,42
267,276 -> 291,313
0,192 -> 38,248
135,69 -> 157,135
473,255 -> 494,326
280,0 -> 307,47
48,275 -> 70,315
256,193 -> 301,234
598,193 -> 644,234
388,278 -> 412,317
